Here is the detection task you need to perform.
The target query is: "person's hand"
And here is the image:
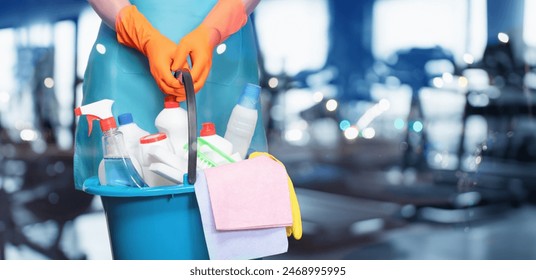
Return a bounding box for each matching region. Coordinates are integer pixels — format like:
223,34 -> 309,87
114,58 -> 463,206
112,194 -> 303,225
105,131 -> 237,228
115,5 -> 185,95
145,35 -> 190,95
171,24 -> 220,96
170,0 -> 249,97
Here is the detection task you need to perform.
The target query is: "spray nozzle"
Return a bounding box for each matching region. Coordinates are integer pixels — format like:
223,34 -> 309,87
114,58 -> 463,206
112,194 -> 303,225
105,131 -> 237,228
74,99 -> 116,136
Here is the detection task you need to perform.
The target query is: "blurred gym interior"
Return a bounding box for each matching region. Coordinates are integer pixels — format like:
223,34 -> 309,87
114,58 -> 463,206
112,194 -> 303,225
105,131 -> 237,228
1,0 -> 536,259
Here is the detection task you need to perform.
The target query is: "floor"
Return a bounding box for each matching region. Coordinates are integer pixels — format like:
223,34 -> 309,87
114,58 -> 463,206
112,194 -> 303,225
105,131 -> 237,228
4,134 -> 536,260
268,204 -> 536,260
6,193 -> 536,260
357,208 -> 536,260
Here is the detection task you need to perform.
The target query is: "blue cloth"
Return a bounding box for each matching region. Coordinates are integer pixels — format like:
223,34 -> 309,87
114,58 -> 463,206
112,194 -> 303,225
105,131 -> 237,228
74,0 -> 267,188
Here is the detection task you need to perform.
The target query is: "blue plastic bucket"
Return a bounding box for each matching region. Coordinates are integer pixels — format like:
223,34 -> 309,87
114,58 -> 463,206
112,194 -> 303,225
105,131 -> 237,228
79,176 -> 209,260
76,69 -> 208,259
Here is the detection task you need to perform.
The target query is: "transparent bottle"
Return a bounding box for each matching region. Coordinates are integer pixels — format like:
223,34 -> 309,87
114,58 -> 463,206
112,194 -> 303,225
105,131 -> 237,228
100,117 -> 146,188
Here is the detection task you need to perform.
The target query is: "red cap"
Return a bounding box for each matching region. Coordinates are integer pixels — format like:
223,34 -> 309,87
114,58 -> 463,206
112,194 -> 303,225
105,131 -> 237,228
140,132 -> 167,144
200,122 -> 216,136
164,95 -> 176,102
99,117 -> 117,131
164,101 -> 179,108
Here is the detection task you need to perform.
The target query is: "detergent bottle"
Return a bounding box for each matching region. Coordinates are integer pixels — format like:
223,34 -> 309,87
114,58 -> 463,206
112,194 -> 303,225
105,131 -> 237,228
75,99 -> 146,188
139,132 -> 183,186
154,97 -> 188,155
200,122 -> 232,154
224,83 -> 261,159
144,134 -> 188,185
199,122 -> 236,166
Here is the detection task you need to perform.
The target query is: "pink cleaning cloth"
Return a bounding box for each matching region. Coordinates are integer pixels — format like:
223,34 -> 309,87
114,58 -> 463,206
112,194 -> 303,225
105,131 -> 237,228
194,171 -> 288,260
204,155 -> 293,231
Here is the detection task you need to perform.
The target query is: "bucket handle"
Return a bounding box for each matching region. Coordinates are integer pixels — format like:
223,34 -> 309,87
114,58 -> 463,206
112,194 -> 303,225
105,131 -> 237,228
174,69 -> 197,185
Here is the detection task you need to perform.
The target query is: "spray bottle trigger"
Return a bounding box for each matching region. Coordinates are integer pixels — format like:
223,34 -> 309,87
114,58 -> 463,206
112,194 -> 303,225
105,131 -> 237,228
86,115 -> 100,136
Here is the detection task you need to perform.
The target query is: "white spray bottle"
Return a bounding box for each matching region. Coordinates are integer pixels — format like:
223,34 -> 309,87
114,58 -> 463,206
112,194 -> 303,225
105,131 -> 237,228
75,99 -> 146,188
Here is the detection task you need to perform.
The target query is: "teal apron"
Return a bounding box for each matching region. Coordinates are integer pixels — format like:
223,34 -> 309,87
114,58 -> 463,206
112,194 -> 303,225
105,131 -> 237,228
74,0 -> 267,188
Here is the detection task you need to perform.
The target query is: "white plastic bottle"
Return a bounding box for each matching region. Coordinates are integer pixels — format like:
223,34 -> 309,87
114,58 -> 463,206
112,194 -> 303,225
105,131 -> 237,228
139,133 -> 177,187
117,113 -> 149,175
199,122 -> 234,166
154,99 -> 188,155
201,122 -> 233,154
224,83 -> 261,159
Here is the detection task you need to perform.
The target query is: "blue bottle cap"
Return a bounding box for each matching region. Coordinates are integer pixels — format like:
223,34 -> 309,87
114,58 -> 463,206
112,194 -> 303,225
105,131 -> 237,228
118,113 -> 133,125
238,84 -> 261,110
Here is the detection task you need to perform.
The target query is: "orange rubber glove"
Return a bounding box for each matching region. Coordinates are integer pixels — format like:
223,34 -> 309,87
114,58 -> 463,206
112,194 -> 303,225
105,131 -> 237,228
171,0 -> 248,98
115,5 -> 185,95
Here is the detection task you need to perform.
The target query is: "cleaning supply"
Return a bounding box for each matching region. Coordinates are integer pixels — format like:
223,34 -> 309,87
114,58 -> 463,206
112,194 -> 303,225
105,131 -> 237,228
117,113 -> 149,176
224,83 -> 261,159
194,170 -> 289,260
139,133 -> 179,187
146,142 -> 188,184
199,122 -> 236,166
249,152 -> 302,240
96,152 -> 143,186
204,155 -> 293,231
75,99 -> 145,188
190,137 -> 238,170
154,98 -> 189,155
149,163 -> 183,185
200,122 -> 232,154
